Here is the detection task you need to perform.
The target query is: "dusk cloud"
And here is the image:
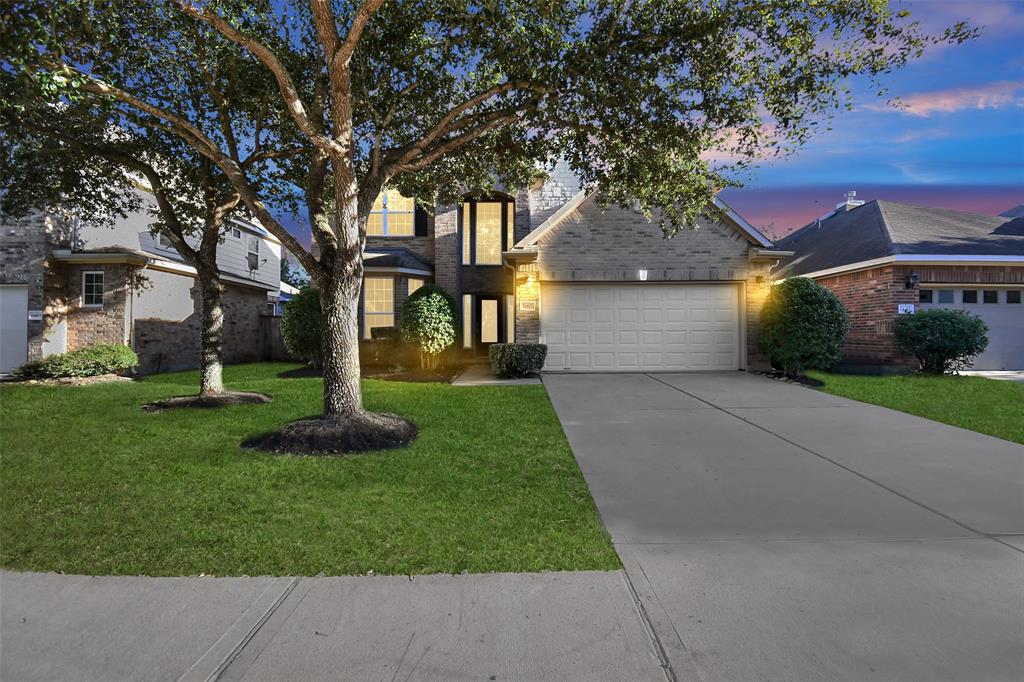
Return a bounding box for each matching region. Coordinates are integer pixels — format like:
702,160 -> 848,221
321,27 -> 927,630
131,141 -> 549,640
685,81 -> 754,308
864,81 -> 1024,117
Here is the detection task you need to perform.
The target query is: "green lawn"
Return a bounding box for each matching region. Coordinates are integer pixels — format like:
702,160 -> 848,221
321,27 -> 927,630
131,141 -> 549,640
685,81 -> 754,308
808,371 -> 1024,445
0,363 -> 618,577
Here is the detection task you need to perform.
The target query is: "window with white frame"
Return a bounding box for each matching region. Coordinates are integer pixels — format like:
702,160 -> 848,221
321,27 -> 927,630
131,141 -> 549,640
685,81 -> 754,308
156,231 -> 175,249
231,227 -> 241,238
247,236 -> 260,271
367,190 -> 415,237
82,271 -> 104,307
363,276 -> 394,338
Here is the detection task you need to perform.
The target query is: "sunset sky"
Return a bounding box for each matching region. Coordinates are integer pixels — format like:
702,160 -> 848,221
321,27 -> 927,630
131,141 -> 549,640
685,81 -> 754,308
720,0 -> 1024,236
278,1 -> 1023,247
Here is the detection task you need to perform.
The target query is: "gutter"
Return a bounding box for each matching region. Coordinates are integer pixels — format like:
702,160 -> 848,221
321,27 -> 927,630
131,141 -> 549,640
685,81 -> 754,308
789,254 -> 1024,280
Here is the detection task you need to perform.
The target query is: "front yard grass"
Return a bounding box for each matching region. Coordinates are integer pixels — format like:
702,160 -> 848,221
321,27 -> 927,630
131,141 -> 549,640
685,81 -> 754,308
808,371 -> 1024,445
0,363 -> 618,576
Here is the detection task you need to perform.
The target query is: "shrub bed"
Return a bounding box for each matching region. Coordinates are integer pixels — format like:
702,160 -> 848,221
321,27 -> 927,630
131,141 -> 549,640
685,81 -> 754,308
894,308 -> 988,374
13,343 -> 138,379
757,277 -> 849,377
489,343 -> 548,378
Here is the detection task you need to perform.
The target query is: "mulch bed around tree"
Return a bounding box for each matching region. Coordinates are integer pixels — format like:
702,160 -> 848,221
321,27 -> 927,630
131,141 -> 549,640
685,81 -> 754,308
142,391 -> 273,412
241,411 -> 418,455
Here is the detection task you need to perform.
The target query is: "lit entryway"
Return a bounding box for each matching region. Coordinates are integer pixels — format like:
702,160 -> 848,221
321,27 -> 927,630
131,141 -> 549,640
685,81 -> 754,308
540,282 -> 740,371
0,285 -> 29,373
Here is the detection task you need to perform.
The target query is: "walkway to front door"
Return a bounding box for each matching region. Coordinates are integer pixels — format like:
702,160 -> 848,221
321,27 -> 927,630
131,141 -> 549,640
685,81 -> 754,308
544,372 -> 1024,681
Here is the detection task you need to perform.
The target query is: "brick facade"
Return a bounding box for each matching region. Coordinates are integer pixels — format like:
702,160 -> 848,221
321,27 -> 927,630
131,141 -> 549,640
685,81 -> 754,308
134,278 -> 269,373
814,264 -> 1024,368
65,263 -> 133,349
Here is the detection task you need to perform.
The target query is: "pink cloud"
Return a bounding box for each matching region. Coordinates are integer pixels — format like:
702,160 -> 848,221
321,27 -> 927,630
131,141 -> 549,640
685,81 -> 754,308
863,80 -> 1024,117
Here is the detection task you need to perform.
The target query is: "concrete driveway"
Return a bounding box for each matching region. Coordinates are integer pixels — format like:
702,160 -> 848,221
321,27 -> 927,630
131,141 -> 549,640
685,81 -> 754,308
544,372 -> 1024,681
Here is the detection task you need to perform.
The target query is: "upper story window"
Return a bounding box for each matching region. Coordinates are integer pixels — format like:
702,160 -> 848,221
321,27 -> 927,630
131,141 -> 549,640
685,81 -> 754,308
367,190 -> 415,237
247,236 -> 260,271
231,227 -> 241,238
82,271 -> 104,307
156,231 -> 175,250
460,198 -> 515,266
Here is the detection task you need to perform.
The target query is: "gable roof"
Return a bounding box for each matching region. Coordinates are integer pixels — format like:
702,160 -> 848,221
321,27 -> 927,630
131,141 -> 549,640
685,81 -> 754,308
513,192 -> 775,249
776,200 -> 1024,277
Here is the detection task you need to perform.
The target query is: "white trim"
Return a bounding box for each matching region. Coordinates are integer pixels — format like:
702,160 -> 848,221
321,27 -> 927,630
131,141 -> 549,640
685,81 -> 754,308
81,270 -> 105,307
712,196 -> 775,248
515,190 -> 589,248
793,254 -> 1024,280
363,265 -> 433,276
511,191 -> 775,250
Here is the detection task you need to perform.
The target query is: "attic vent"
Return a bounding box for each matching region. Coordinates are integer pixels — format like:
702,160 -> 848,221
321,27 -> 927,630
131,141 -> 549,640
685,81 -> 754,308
835,190 -> 866,212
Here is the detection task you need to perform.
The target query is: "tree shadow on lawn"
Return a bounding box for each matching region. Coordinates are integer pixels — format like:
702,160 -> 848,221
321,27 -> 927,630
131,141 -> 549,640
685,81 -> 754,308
141,391 -> 273,412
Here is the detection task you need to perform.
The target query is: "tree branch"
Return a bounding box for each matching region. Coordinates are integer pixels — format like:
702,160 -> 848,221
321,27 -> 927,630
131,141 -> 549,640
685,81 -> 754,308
172,0 -> 339,152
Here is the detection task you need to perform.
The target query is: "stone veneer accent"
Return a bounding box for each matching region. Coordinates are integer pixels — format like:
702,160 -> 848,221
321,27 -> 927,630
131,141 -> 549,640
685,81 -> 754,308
815,264 -> 1024,368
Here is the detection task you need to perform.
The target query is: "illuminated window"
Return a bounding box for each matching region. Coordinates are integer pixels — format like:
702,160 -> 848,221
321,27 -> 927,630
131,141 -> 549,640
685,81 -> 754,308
363,276 -> 394,338
461,200 -> 507,265
367,190 -> 415,237
462,203 -> 471,264
408,278 -> 424,296
82,271 -> 104,307
506,201 -> 515,249
475,202 -> 502,265
462,294 -> 472,348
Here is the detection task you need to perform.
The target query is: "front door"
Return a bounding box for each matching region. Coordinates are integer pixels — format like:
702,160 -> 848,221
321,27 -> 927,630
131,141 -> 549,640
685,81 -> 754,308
475,296 -> 502,355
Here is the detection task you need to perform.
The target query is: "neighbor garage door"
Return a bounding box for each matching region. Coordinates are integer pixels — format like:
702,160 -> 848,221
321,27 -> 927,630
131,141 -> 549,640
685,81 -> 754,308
1,285 -> 29,374
540,282 -> 740,371
920,287 -> 1023,370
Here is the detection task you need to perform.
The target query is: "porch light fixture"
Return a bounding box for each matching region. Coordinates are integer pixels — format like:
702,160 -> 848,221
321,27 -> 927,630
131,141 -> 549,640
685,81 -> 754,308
905,271 -> 920,289
638,268 -> 648,281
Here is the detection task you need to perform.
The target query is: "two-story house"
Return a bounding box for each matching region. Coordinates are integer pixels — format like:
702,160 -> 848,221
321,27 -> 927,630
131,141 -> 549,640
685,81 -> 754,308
356,163 -> 789,372
0,191 -> 282,374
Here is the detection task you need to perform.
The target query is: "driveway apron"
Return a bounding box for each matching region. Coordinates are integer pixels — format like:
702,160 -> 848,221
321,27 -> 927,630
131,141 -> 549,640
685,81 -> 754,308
544,372 -> 1024,681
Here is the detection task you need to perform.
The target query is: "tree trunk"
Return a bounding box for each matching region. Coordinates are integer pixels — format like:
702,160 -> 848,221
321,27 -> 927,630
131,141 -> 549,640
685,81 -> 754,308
320,269 -> 364,417
198,267 -> 225,396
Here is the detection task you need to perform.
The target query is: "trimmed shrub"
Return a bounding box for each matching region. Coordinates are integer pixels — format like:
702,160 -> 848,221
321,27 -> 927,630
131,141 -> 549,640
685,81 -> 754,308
281,287 -> 322,367
401,284 -> 457,368
894,309 -> 988,374
13,343 -> 137,379
489,343 -> 548,378
758,277 -> 850,377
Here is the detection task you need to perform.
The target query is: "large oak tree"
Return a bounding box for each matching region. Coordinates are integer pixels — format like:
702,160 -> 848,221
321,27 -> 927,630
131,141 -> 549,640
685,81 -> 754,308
3,0 -> 973,450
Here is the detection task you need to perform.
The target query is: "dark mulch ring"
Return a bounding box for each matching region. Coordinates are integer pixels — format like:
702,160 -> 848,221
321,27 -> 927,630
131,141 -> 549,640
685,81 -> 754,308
142,391 -> 273,412
242,411 -> 418,455
754,370 -> 825,388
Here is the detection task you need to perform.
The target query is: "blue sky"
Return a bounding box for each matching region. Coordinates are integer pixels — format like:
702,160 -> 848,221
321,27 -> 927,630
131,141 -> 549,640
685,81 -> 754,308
722,0 -> 1024,235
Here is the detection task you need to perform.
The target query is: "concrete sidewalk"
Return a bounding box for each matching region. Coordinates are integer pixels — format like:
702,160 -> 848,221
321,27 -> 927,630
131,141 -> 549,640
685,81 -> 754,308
1,570 -> 667,682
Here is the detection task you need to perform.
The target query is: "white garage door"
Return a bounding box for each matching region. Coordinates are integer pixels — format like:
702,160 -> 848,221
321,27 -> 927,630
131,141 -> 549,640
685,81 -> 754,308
540,282 -> 740,371
920,287 -> 1023,370
1,285 -> 29,374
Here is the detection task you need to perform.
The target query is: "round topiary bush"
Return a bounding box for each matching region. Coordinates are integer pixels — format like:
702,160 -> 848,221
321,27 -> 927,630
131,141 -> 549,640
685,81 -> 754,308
758,277 -> 850,377
401,284 -> 457,368
894,308 -> 988,374
13,343 -> 138,379
281,287 -> 322,368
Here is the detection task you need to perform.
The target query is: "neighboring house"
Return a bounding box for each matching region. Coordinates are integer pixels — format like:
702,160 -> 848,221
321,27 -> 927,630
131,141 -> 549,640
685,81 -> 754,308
776,196 -> 1024,371
352,163 -> 789,371
0,193 -> 282,374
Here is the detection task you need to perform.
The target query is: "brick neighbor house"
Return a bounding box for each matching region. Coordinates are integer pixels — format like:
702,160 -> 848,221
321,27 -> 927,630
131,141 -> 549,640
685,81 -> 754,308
354,162 -> 790,372
0,192 -> 282,374
776,196 -> 1024,371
